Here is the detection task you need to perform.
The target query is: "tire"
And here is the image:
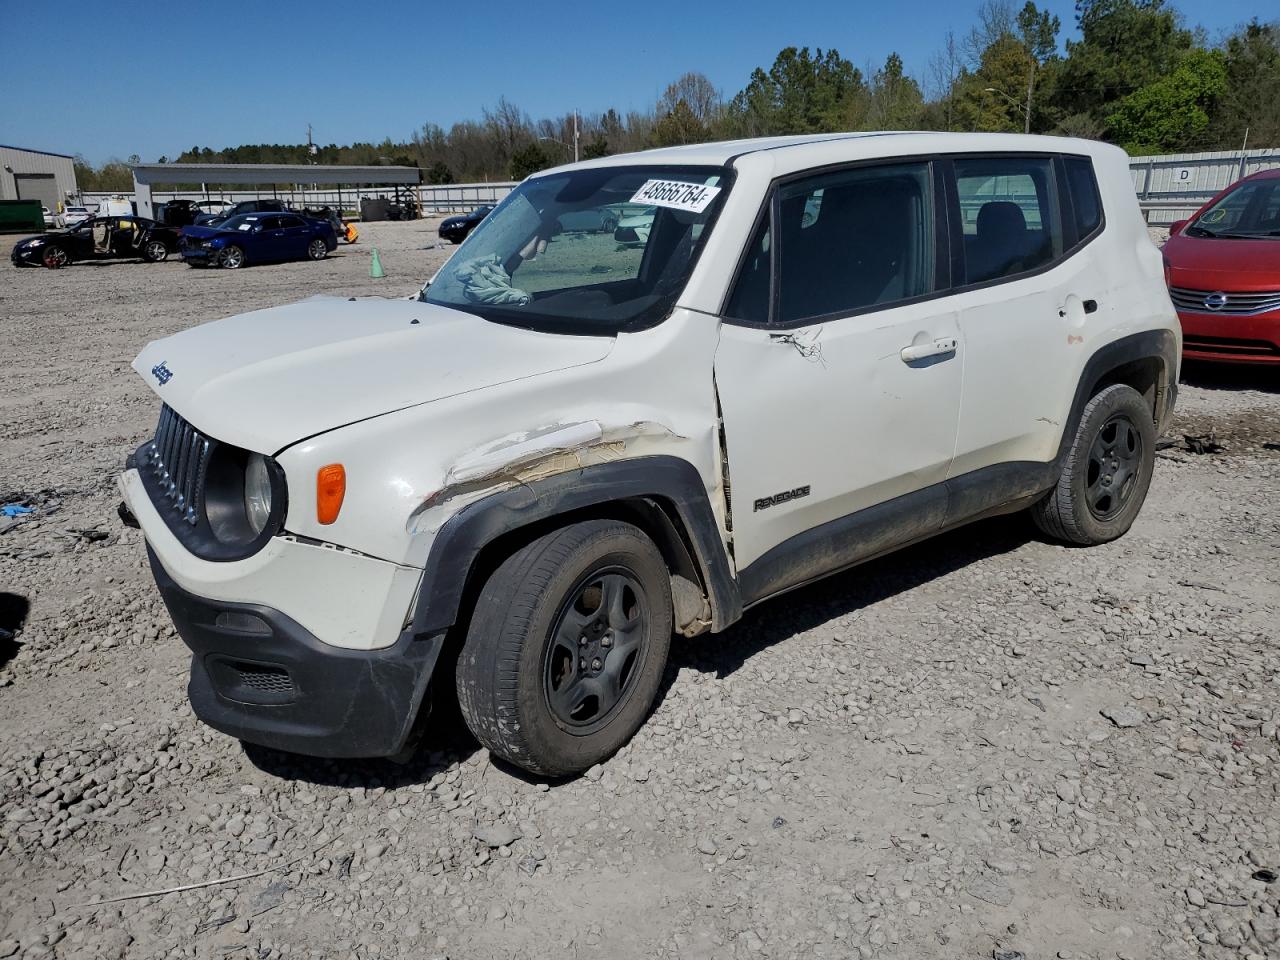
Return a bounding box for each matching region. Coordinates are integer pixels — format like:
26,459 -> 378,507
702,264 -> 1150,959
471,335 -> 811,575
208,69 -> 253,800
219,245 -> 245,269
601,216 -> 619,234
42,245 -> 69,269
306,238 -> 328,261
143,239 -> 169,262
456,520 -> 673,777
1032,383 -> 1156,545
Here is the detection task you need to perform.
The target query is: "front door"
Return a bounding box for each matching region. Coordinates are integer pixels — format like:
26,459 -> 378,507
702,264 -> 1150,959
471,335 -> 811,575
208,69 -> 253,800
714,160 -> 963,593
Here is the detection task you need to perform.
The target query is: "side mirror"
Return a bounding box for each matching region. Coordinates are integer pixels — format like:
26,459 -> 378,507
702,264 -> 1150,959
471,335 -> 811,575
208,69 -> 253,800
1169,219 -> 1188,235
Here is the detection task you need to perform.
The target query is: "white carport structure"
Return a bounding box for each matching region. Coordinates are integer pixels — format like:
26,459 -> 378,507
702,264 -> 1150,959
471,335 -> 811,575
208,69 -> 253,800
129,164 -> 421,219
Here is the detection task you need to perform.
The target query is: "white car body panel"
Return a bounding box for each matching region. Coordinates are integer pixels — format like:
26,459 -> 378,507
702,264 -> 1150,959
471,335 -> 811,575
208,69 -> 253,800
119,468 -> 420,650
275,308 -> 725,570
715,299 -> 963,569
132,296 -> 615,455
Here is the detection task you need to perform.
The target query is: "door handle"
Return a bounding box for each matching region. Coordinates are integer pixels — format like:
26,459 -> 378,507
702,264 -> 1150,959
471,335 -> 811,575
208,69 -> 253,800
900,337 -> 958,364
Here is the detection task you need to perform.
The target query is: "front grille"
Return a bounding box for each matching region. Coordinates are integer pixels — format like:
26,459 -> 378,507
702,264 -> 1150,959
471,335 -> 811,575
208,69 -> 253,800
1183,335 -> 1280,357
236,664 -> 294,694
1170,287 -> 1280,316
146,405 -> 211,526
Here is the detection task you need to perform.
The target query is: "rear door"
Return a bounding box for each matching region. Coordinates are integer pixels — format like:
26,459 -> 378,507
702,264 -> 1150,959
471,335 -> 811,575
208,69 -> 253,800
714,160 -> 964,589
943,154 -> 1105,485
277,215 -> 311,257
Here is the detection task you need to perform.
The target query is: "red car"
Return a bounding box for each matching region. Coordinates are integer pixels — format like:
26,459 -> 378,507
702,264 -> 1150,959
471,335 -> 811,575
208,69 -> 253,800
1162,168 -> 1280,364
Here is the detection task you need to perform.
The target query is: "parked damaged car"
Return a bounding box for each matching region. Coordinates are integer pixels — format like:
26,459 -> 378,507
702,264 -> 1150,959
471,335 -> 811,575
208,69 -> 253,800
11,216 -> 180,268
119,133 -> 1178,778
1162,168 -> 1280,364
179,213 -> 337,269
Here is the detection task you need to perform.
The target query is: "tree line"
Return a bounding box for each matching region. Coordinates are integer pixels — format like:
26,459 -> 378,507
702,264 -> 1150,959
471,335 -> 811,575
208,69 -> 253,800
75,0 -> 1280,191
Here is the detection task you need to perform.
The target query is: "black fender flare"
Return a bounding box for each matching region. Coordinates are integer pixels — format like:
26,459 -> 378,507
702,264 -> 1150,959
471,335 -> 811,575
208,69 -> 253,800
406,456 -> 741,637
1055,327 -> 1179,468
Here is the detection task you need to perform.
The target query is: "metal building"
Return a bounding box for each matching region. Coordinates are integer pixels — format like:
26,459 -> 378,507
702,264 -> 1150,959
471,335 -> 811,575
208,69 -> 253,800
0,144 -> 79,213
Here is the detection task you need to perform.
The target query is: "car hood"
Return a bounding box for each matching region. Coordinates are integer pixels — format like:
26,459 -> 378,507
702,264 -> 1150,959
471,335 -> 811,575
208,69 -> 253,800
15,230 -> 69,246
133,295 -> 615,454
1164,233 -> 1280,285
180,224 -> 236,240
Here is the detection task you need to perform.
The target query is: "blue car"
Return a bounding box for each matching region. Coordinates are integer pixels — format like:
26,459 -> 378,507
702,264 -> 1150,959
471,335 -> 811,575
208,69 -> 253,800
179,213 -> 337,269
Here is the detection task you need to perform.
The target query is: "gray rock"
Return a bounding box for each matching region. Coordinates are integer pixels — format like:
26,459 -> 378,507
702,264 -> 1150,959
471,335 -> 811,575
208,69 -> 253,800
472,823 -> 522,849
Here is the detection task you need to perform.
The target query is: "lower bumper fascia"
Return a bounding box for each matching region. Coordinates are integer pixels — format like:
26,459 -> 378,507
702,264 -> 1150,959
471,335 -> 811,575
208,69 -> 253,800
148,546 -> 445,758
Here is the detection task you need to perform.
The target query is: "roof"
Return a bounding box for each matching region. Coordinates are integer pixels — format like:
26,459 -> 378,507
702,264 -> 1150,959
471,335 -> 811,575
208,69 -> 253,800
0,144 -> 75,160
130,163 -> 421,186
540,131 -> 1120,176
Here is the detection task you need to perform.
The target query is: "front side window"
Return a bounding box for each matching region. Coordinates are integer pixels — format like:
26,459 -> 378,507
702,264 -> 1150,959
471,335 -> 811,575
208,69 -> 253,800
775,162 -> 934,324
424,165 -> 730,333
955,156 -> 1062,284
1190,179 -> 1280,237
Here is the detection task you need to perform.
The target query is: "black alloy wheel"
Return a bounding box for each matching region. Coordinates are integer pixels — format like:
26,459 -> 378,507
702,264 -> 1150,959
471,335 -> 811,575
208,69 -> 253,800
544,568 -> 651,734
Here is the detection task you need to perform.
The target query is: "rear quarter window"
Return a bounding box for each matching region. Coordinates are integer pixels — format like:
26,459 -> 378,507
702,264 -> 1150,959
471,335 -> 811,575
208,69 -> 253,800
1064,157 -> 1103,240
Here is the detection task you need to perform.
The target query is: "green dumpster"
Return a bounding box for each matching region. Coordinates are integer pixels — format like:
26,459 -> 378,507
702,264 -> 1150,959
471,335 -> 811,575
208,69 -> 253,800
0,200 -> 43,234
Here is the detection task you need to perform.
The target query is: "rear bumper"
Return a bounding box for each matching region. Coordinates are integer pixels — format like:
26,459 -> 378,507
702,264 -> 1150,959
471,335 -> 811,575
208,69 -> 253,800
1177,309 -> 1280,364
150,546 -> 444,757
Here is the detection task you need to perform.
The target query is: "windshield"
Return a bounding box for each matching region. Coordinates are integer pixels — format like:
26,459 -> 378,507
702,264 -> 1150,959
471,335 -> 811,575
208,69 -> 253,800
218,215 -> 262,232
1190,179 -> 1280,237
424,164 -> 732,333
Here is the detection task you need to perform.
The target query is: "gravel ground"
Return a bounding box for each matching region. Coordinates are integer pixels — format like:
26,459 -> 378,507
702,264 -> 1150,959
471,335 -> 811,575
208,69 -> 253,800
1,220 -> 1279,960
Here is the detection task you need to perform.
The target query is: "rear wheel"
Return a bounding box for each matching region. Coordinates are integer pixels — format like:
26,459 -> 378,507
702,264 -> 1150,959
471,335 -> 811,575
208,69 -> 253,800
456,520 -> 672,777
42,245 -> 69,269
219,245 -> 245,269
306,238 -> 328,260
143,239 -> 169,262
1032,383 -> 1156,545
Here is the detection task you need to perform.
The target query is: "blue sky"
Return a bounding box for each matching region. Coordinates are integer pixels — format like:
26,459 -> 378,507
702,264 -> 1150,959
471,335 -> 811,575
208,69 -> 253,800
0,0 -> 1268,164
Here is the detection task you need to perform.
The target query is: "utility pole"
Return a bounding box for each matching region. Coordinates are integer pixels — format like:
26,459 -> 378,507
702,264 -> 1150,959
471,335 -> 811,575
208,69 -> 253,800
573,109 -> 580,164
1024,67 -> 1034,135
307,124 -> 317,165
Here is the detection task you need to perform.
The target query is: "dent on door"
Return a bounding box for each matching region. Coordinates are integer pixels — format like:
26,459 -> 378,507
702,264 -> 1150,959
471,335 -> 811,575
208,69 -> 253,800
714,302 -> 964,572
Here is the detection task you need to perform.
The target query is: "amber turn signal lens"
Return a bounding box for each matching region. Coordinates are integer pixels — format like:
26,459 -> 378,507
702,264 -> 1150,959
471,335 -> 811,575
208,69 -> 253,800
316,464 -> 345,525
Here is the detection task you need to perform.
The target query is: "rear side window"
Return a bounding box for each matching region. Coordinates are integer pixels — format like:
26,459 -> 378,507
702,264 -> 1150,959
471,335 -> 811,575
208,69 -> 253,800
1064,157 -> 1102,239
954,156 -> 1062,285
775,162 -> 934,323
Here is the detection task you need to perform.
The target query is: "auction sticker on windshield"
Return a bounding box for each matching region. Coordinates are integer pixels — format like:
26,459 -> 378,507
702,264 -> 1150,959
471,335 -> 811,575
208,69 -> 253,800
630,179 -> 722,214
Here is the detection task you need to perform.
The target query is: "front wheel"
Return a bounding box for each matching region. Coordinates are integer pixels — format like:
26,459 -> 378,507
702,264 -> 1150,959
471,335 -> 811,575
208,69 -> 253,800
456,520 -> 673,777
306,238 -> 328,260
1031,383 -> 1156,545
42,245 -> 69,269
218,245 -> 245,269
143,239 -> 169,262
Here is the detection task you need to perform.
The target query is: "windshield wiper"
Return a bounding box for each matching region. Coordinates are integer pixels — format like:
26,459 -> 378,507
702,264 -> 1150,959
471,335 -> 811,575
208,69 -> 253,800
1184,224 -> 1217,237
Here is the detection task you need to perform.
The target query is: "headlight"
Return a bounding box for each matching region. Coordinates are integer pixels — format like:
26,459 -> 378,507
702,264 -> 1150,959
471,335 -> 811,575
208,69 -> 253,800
201,241 -> 214,249
244,454 -> 273,535
28,238 -> 45,247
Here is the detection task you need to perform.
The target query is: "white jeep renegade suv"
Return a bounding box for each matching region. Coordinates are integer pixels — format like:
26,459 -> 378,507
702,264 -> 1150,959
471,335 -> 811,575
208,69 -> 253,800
119,133 -> 1180,776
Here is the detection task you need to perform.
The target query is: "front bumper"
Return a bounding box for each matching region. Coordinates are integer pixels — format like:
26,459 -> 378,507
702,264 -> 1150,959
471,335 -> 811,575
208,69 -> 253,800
179,245 -> 218,263
149,547 -> 444,757
11,245 -> 43,266
1178,309 -> 1280,364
